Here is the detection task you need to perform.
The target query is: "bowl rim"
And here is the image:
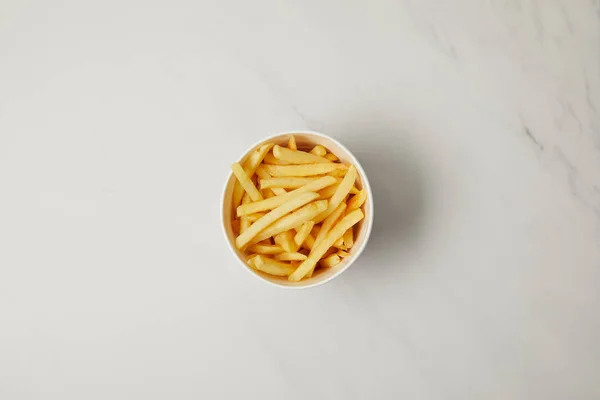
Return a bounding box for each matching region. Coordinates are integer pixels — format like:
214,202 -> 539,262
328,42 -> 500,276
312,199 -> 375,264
220,130 -> 374,289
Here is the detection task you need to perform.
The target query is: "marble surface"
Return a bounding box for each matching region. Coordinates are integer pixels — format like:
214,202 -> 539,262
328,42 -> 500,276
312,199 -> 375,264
1,1 -> 599,399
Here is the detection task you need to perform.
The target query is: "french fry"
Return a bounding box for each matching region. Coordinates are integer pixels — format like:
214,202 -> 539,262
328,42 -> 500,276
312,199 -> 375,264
236,176 -> 335,216
333,236 -> 345,248
288,209 -> 364,281
301,232 -> 316,250
250,200 -> 327,245
319,181 -> 359,199
231,163 -> 264,202
324,153 -> 338,161
271,188 -> 287,196
308,203 -> 346,276
320,254 -> 341,268
263,163 -> 348,177
344,227 -> 354,249
347,189 -> 367,211
275,252 -> 307,261
318,185 -> 338,199
235,192 -> 319,249
247,244 -> 284,255
327,168 -> 347,177
240,193 -> 251,233
294,221 -> 315,247
263,153 -> 290,165
274,230 -> 296,252
309,145 -> 327,157
314,202 -> 346,248
246,212 -> 266,222
254,165 -> 272,180
288,135 -> 297,150
315,165 -> 356,223
232,143 -> 273,209
337,250 -> 350,258
252,255 -> 295,276
307,247 -> 337,278
260,177 -> 321,189
273,145 -> 332,164
262,189 -> 275,198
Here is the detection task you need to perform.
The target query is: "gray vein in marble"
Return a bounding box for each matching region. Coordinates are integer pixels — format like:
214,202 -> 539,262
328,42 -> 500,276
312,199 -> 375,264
584,71 -> 597,112
553,147 -> 579,196
559,4 -> 574,34
523,125 -> 544,151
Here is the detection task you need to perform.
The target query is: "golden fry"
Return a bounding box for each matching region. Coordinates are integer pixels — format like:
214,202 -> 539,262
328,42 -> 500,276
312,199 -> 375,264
324,153 -> 338,161
320,254 -> 341,268
247,244 -> 284,255
343,228 -> 354,249
309,145 -> 327,157
347,189 -> 367,211
232,143 -> 273,209
250,200 -> 327,245
263,153 -> 290,165
240,193 -> 251,233
236,176 -> 335,216
231,163 -> 264,202
294,221 -> 315,247
273,145 -> 332,164
314,202 -> 346,249
288,135 -> 297,150
235,192 -> 319,249
337,250 -> 350,258
288,209 -> 364,281
260,177 -> 321,189
315,165 -> 356,223
301,232 -> 316,250
274,230 -> 296,252
252,255 -> 295,276
271,187 -> 287,196
263,163 -> 348,177
246,212 -> 266,222
275,252 -> 307,261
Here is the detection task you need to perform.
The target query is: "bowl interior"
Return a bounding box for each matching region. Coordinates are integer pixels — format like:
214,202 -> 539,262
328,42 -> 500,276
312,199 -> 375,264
222,132 -> 372,288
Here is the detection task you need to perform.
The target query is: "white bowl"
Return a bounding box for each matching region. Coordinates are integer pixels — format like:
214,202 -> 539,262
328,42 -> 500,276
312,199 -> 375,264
221,130 -> 374,289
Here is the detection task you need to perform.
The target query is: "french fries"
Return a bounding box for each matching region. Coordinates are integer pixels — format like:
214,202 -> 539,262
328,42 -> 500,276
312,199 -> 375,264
273,145 -> 332,164
315,165 -> 357,223
274,230 -> 296,252
250,255 -> 295,276
294,221 -> 314,248
236,176 -> 335,216
235,192 -> 319,249
247,244 -> 284,255
232,143 -> 273,209
288,209 -> 364,281
275,252 -> 307,261
263,163 -> 348,177
260,177 -> 322,190
320,254 -> 341,268
250,200 -> 327,245
229,135 -> 368,281
231,163 -> 264,202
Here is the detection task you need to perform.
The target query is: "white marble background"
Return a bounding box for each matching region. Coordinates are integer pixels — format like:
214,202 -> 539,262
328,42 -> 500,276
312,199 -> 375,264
1,0 -> 599,399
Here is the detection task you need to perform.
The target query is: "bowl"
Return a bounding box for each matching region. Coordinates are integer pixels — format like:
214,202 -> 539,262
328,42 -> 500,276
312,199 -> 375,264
221,130 -> 373,289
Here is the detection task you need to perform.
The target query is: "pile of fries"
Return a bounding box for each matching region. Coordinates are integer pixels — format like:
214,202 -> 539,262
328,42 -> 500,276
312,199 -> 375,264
230,135 -> 367,281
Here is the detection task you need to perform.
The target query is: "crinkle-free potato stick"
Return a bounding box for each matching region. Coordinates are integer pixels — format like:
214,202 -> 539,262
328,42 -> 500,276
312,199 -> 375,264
230,137 -> 367,281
